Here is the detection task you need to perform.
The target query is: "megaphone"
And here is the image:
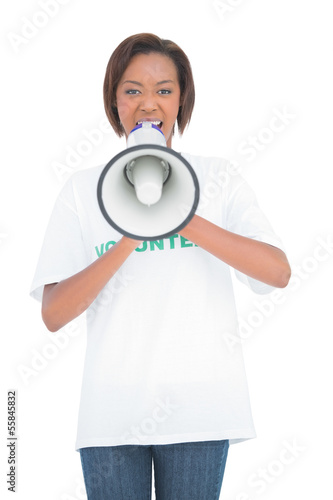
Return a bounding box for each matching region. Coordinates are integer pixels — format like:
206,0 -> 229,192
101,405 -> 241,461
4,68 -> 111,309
97,122 -> 200,241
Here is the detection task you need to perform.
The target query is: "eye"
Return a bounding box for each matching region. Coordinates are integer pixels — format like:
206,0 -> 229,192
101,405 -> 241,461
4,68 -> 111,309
158,89 -> 172,95
125,89 -> 141,95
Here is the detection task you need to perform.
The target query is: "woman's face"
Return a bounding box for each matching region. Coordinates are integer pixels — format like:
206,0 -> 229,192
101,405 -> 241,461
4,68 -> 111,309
115,52 -> 181,148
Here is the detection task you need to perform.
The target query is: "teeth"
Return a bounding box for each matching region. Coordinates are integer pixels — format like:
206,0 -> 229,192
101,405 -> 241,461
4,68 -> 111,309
137,120 -> 162,126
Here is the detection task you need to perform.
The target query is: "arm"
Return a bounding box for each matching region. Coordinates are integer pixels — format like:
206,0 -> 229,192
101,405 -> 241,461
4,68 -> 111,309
42,236 -> 141,332
179,215 -> 291,288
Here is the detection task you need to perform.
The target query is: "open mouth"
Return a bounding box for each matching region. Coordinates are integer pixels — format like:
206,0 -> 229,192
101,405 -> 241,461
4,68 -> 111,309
136,120 -> 163,129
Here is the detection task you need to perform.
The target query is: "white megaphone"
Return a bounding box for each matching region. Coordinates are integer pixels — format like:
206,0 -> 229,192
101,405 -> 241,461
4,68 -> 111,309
97,122 -> 200,240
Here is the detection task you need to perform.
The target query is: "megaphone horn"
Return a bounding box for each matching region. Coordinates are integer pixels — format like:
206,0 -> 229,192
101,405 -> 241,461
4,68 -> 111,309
97,122 -> 200,241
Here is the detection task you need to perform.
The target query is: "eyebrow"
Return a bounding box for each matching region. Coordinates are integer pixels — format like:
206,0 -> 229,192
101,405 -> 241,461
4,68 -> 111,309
121,79 -> 175,86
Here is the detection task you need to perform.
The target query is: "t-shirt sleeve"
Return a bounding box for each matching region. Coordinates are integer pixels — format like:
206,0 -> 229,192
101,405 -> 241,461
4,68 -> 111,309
226,173 -> 286,295
30,177 -> 89,302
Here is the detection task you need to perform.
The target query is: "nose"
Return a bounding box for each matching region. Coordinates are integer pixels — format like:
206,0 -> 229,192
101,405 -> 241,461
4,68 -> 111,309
140,91 -> 157,112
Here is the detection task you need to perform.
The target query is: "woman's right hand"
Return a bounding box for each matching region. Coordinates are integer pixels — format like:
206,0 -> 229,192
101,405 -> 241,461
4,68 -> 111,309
42,236 -> 142,332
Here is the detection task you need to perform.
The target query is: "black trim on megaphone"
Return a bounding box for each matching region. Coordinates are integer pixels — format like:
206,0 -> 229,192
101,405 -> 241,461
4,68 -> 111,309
97,145 -> 200,241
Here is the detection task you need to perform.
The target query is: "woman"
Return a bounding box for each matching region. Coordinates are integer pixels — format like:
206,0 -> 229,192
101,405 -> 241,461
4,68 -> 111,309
31,33 -> 291,500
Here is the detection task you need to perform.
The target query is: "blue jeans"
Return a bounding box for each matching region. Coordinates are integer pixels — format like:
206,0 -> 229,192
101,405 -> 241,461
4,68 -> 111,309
80,440 -> 229,499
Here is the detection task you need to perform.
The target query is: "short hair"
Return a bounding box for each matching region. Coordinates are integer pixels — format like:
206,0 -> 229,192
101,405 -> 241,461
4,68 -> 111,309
103,33 -> 195,137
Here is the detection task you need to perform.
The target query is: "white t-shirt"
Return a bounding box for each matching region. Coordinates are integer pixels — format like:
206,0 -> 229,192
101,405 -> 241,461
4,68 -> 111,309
30,152 -> 285,450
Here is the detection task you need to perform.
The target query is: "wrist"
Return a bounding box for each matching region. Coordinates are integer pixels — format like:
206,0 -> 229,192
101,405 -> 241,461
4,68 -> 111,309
120,236 -> 143,251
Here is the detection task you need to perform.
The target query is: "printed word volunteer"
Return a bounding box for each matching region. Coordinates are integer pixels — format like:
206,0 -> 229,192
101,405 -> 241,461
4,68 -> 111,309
95,235 -> 198,258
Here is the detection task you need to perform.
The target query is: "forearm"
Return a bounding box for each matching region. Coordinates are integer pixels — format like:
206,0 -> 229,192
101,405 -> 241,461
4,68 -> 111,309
42,236 -> 141,332
179,215 -> 291,288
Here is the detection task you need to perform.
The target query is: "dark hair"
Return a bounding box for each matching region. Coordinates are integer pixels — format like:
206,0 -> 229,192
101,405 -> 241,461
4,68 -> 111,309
103,33 -> 195,137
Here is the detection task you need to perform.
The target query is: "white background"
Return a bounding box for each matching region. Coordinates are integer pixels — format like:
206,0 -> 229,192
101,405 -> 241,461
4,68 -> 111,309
1,0 -> 332,498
